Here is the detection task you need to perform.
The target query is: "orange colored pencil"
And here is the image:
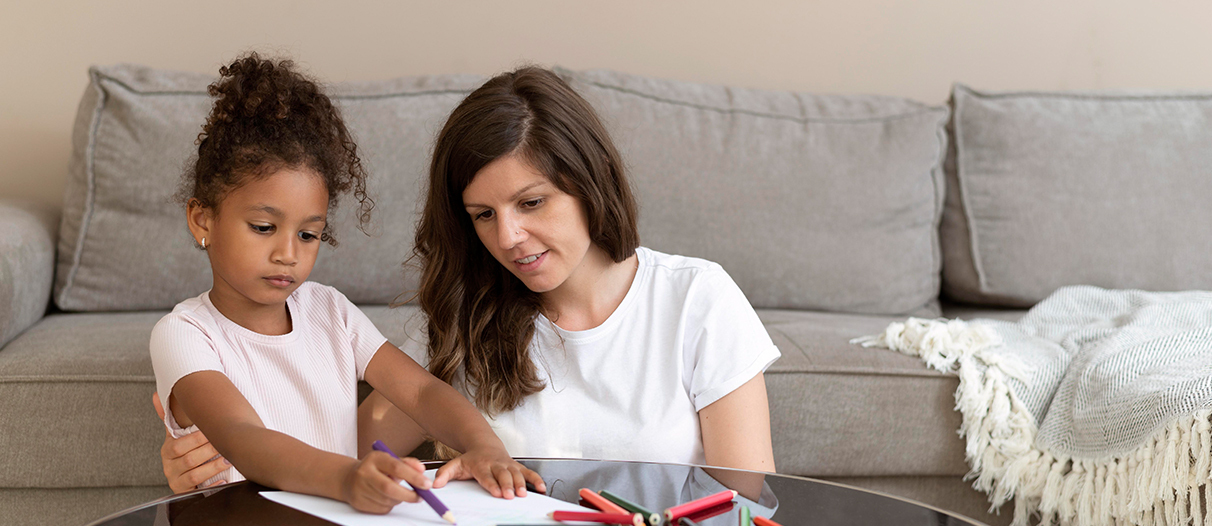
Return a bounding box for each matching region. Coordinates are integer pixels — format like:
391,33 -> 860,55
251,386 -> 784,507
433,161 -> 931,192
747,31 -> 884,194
753,516 -> 783,526
665,490 -> 737,521
580,488 -> 631,515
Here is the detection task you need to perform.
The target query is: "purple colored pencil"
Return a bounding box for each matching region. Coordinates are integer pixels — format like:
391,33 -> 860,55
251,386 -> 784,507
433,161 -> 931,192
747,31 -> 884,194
371,440 -> 456,524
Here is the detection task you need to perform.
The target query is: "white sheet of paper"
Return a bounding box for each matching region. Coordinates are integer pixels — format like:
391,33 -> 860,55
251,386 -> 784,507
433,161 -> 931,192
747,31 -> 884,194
261,469 -> 597,526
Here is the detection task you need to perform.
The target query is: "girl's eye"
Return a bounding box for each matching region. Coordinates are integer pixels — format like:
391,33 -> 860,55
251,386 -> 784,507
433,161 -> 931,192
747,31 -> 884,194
250,224 -> 273,234
299,231 -> 318,242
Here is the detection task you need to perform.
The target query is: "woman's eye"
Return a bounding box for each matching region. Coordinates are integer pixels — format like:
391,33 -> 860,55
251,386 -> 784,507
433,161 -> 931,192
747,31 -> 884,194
522,198 -> 544,209
250,224 -> 273,234
475,210 -> 494,221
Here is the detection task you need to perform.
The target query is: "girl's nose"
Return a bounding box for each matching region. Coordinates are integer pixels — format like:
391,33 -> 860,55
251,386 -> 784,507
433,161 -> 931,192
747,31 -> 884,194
272,236 -> 298,266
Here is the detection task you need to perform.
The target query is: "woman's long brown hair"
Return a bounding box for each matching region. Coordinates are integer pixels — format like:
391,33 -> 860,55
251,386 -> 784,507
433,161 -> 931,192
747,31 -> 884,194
413,67 -> 639,419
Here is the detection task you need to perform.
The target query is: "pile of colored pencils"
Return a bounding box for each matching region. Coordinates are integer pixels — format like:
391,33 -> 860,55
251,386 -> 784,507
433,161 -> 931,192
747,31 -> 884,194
543,488 -> 784,526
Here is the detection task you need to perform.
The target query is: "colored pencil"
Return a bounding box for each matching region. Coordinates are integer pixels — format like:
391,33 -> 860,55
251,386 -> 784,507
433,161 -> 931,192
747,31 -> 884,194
371,440 -> 456,524
665,489 -> 737,521
683,501 -> 734,523
549,510 -> 643,525
739,505 -> 751,525
580,488 -> 631,515
598,489 -> 661,526
677,518 -> 702,526
752,516 -> 783,526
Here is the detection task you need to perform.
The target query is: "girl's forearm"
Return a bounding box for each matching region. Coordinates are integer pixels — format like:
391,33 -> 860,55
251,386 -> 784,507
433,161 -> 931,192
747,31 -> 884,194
405,379 -> 507,454
218,423 -> 357,500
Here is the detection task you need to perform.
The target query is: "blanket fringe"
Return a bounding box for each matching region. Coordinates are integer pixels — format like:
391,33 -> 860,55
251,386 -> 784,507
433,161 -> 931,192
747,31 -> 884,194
853,318 -> 1212,526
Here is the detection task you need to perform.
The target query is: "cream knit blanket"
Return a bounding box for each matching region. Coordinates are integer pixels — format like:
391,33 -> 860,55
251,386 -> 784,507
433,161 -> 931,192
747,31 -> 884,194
853,286 -> 1212,526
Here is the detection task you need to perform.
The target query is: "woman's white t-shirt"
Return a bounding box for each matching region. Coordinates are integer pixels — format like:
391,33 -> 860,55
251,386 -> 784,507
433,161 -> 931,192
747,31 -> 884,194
149,282 -> 389,486
401,247 -> 781,465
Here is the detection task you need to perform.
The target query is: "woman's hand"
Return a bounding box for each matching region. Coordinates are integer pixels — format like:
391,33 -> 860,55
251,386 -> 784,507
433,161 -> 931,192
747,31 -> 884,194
152,393 -> 230,493
340,451 -> 428,514
432,446 -> 545,499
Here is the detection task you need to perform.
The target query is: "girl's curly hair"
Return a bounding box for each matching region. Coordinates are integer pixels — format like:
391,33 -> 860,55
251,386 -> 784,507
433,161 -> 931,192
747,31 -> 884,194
181,52 -> 373,245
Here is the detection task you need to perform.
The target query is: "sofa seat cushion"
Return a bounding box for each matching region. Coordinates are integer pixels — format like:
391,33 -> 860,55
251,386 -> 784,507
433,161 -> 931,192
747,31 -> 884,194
0,305 -> 422,489
763,305 -> 1025,478
0,304 -> 1024,488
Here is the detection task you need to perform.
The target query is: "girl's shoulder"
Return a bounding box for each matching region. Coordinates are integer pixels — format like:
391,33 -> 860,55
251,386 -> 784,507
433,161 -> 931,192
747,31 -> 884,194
290,280 -> 342,304
150,292 -> 226,351
154,292 -> 215,333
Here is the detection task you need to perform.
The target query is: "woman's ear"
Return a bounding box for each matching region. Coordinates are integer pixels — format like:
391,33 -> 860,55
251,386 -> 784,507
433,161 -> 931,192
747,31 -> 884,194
186,199 -> 214,249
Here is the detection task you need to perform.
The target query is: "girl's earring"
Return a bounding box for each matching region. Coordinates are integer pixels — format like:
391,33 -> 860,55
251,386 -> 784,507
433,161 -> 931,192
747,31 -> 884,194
200,237 -> 207,249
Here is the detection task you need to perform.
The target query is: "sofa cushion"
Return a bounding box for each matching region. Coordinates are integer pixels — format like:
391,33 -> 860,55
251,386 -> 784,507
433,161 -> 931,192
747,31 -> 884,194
941,84 -> 1212,306
562,68 -> 949,315
0,305 -> 421,488
55,64 -> 484,311
0,305 -> 1029,489
0,201 -> 57,348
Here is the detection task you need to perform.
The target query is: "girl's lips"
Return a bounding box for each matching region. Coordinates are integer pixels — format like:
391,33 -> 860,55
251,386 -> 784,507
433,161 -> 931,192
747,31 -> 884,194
264,276 -> 294,288
515,250 -> 547,272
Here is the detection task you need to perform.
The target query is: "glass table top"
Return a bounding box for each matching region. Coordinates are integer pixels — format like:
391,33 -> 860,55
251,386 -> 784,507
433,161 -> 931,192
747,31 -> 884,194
88,458 -> 987,526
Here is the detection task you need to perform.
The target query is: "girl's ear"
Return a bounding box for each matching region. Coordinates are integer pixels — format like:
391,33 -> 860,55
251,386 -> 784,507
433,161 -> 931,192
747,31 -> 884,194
186,199 -> 214,249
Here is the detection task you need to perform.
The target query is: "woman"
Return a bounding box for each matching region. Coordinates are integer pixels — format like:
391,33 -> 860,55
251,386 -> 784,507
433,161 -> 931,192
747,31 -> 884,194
156,66 -> 780,494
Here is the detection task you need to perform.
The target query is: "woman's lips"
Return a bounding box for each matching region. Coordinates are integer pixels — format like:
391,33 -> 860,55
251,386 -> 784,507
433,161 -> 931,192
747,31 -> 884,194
515,250 -> 547,272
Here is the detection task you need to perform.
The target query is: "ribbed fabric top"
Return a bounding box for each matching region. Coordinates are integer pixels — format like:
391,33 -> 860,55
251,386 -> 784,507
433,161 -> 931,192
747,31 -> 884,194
149,282 -> 389,486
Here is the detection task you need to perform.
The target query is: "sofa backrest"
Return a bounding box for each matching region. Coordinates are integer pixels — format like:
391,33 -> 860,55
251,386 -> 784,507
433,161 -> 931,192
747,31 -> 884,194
54,64 -> 949,315
55,65 -> 483,311
562,69 -> 948,314
940,84 -> 1212,306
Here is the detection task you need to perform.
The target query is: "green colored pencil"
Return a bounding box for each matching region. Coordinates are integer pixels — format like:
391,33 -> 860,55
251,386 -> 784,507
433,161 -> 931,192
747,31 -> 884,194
599,489 -> 661,526
740,505 -> 751,525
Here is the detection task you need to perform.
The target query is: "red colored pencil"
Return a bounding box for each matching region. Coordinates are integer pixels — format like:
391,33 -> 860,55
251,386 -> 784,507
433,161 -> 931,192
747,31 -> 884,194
753,516 -> 783,526
682,501 -> 734,523
549,510 -> 643,526
664,489 -> 737,521
580,488 -> 632,515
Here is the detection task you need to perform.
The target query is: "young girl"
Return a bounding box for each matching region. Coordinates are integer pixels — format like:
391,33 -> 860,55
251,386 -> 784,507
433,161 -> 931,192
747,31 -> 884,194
160,66 -> 779,500
149,54 -> 542,513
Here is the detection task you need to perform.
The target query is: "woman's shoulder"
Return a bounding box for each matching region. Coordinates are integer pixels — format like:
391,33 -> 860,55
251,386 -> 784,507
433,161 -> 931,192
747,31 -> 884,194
635,247 -> 745,309
638,247 -> 735,291
639,247 -> 725,276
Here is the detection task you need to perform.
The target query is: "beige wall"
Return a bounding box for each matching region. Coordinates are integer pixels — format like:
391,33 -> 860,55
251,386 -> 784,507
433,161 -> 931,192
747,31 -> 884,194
4,0 -> 1212,212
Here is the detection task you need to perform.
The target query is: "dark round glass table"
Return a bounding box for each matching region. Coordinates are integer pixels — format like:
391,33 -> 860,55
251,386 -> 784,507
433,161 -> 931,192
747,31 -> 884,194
86,458 -> 988,526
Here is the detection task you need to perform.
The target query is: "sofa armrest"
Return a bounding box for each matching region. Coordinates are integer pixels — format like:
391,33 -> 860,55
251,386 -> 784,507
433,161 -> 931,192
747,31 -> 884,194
0,200 -> 58,348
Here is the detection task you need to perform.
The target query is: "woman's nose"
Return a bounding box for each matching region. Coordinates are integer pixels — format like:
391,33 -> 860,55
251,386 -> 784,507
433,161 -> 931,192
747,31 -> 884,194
497,214 -> 527,248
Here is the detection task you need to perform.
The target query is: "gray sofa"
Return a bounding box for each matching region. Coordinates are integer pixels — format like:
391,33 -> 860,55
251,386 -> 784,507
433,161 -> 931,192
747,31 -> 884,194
4,64 -> 1210,526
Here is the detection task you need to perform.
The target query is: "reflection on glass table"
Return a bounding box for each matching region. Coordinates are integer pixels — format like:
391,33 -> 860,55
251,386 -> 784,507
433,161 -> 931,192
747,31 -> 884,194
87,458 -> 987,526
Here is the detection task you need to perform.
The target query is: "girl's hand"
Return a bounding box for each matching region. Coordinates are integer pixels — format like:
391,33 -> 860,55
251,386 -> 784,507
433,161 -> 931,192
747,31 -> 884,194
341,451 -> 429,514
152,393 -> 230,493
432,447 -> 545,499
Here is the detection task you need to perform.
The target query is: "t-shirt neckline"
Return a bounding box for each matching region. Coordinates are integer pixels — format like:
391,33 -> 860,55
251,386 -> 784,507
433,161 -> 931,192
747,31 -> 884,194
202,288 -> 302,344
537,247 -> 649,343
